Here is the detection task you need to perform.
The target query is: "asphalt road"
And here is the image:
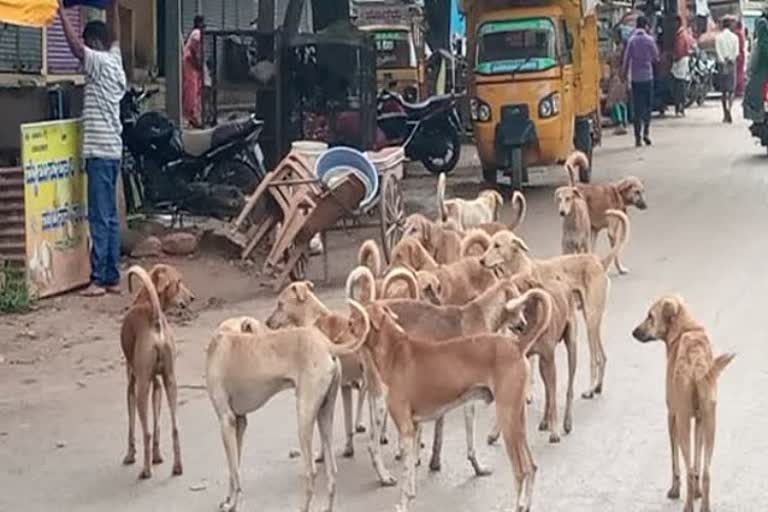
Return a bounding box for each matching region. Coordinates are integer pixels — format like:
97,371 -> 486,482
2,103 -> 768,512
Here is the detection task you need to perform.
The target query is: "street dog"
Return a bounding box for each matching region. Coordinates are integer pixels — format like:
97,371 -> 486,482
348,245 -> 420,302
437,172 -> 525,230
486,276 -> 578,445
479,230 -> 617,398
402,213 -> 508,263
266,281 -> 376,459
207,300 -> 369,512
390,237 -> 497,305
376,278 -> 527,473
361,289 -> 552,512
573,169 -> 647,274
632,296 -> 734,512
120,264 -> 195,479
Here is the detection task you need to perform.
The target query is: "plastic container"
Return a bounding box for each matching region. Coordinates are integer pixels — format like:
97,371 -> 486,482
63,0 -> 110,7
367,145 -> 405,180
291,141 -> 328,175
315,147 -> 378,211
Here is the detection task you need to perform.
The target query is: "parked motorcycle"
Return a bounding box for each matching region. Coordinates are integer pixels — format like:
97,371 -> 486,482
376,89 -> 462,175
120,88 -> 266,218
686,48 -> 716,108
748,81 -> 768,152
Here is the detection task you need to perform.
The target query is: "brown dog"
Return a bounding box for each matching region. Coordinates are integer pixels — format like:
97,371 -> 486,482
632,296 -> 734,512
479,230 -> 614,398
120,264 -> 195,479
362,289 -> 552,512
575,174 -> 647,274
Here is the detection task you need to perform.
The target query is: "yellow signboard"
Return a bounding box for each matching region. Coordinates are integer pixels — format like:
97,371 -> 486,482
21,119 -> 90,299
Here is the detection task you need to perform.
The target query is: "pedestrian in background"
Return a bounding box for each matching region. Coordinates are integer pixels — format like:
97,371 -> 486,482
735,19 -> 746,97
183,15 -> 205,128
716,17 -> 739,123
671,16 -> 692,116
623,15 -> 659,147
59,0 -> 126,297
607,39 -> 629,134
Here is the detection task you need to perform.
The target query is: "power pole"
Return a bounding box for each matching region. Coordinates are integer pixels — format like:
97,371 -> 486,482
165,0 -> 181,125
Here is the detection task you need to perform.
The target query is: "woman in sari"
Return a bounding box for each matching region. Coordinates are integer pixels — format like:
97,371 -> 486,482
182,15 -> 205,128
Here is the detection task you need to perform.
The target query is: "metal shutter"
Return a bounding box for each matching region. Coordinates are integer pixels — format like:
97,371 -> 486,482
47,8 -> 83,74
222,0 -> 254,30
182,0 -> 200,37
202,0 -> 225,30
0,24 -> 43,74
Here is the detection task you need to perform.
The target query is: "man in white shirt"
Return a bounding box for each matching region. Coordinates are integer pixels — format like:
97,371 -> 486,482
59,0 -> 127,296
716,17 -> 740,123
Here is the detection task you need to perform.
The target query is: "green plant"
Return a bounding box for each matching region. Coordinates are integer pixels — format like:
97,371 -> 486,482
0,266 -> 31,314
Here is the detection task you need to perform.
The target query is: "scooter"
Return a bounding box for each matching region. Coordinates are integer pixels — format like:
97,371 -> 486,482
686,48 -> 716,108
748,81 -> 768,153
120,88 -> 266,218
376,89 -> 463,175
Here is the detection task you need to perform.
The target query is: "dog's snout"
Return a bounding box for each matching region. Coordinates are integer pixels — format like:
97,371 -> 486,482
559,210 -> 566,217
632,327 -> 650,342
479,258 -> 486,266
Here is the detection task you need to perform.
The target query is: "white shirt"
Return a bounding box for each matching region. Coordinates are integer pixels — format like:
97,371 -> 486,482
715,29 -> 739,63
82,45 -> 127,160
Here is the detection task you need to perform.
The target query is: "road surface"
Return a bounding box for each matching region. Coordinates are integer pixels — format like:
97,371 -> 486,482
2,104 -> 767,512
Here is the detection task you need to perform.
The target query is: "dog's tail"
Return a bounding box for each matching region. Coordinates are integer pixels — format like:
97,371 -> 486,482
346,265 -> 377,304
702,353 -> 736,386
564,151 -> 589,187
505,288 -> 553,356
600,209 -> 630,271
128,265 -> 162,328
437,172 -> 448,222
358,239 -> 383,277
328,300 -> 371,356
461,229 -> 492,258
509,191 -> 527,231
381,267 -> 419,299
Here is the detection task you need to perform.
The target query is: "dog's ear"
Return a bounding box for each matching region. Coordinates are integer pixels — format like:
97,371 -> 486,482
151,266 -> 172,296
513,237 -> 530,253
660,297 -> 680,323
573,187 -> 584,198
616,178 -> 637,195
240,318 -> 259,334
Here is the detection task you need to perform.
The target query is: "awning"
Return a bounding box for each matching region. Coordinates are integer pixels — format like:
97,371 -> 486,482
0,0 -> 58,28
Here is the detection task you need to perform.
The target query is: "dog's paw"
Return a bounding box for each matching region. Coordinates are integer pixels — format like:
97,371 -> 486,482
486,433 -> 500,446
429,458 -> 441,472
138,468 -> 151,480
380,474 -> 397,487
152,452 -> 164,465
218,498 -> 236,512
315,454 -> 325,464
355,424 -> 367,434
594,383 -> 603,395
172,462 -> 183,476
122,453 -> 136,465
667,479 -> 681,500
538,420 -> 549,432
563,418 -> 573,435
549,432 -> 561,444
342,446 -> 354,459
581,390 -> 595,400
379,435 -> 389,446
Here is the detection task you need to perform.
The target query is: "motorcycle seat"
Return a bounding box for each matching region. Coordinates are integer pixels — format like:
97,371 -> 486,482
182,118 -> 263,157
401,94 -> 454,112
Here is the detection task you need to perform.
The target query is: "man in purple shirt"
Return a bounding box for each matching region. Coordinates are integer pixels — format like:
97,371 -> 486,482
623,16 -> 660,146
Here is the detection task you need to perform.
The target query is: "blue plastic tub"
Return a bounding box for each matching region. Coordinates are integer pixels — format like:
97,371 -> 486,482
315,147 -> 378,211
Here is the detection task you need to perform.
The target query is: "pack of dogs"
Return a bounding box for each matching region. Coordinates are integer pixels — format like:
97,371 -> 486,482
119,151 -> 734,512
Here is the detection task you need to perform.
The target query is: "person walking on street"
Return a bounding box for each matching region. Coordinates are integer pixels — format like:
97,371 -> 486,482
716,17 -> 739,123
59,0 -> 127,297
623,16 -> 659,147
671,16 -> 692,116
183,15 -> 205,128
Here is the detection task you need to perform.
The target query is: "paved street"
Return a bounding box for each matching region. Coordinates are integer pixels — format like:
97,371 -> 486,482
2,103 -> 768,512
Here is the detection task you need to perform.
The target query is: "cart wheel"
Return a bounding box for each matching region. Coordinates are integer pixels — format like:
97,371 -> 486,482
379,173 -> 405,263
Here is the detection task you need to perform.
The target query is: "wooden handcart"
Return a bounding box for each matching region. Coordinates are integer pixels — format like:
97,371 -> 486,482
228,152 -> 405,289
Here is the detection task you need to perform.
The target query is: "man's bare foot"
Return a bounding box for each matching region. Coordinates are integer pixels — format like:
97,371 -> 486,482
81,285 -> 106,297
106,285 -> 122,295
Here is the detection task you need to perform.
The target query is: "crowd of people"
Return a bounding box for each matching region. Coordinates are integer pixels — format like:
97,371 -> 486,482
605,12 -> 748,147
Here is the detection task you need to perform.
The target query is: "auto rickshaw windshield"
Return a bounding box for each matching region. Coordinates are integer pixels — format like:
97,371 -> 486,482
476,17 -> 557,74
373,29 -> 417,69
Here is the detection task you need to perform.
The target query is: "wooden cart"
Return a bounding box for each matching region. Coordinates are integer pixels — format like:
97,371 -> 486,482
228,153 -> 405,289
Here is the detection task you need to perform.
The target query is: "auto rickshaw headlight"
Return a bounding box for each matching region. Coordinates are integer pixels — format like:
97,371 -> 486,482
539,92 -> 561,119
471,97 -> 492,122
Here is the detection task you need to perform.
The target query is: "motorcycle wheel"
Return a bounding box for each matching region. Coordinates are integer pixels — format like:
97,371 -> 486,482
421,126 -> 461,175
208,159 -> 260,193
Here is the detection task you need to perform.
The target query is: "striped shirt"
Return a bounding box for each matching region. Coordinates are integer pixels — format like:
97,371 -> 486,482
82,45 -> 127,160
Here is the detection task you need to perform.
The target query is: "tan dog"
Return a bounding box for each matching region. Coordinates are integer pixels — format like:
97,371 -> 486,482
207,300 -> 369,512
390,237 -> 497,305
378,278 -> 527,472
362,289 -> 552,512
487,276 -> 578,445
402,213 -> 506,263
575,173 -> 647,274
354,240 -> 422,300
632,296 -> 734,512
120,264 -> 195,479
437,172 -> 524,230
266,281 -> 374,459
479,231 -> 615,398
